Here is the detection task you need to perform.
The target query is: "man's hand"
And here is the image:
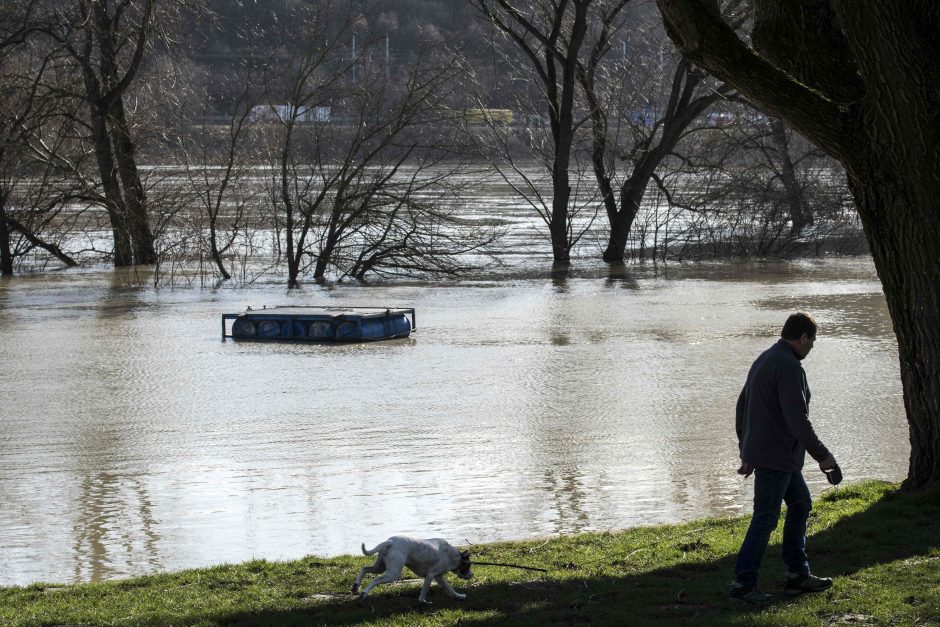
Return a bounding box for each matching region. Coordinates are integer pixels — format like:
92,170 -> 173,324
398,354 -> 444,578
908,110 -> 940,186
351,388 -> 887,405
737,462 -> 754,478
818,453 -> 837,471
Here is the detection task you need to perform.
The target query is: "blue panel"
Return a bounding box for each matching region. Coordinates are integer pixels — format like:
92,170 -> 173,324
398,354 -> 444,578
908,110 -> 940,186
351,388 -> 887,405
335,321 -> 361,340
308,320 -> 334,339
361,319 -> 386,339
257,319 -> 282,337
389,314 -> 411,337
232,318 -> 256,338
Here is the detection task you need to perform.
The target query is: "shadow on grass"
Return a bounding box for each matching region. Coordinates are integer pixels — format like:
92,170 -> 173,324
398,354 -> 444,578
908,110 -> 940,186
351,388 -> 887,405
219,485 -> 939,626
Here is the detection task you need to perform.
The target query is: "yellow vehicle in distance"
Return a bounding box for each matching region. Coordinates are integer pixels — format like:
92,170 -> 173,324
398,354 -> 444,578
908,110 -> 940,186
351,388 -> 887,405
461,108 -> 514,125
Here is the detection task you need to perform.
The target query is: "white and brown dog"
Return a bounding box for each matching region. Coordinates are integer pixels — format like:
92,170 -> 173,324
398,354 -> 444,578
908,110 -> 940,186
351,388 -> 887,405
351,536 -> 473,603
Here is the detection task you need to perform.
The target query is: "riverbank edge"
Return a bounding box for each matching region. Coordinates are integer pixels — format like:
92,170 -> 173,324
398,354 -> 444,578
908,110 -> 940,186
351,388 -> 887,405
2,480 -> 937,627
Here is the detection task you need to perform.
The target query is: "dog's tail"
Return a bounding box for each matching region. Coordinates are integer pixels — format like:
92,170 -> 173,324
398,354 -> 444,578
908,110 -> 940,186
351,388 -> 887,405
362,541 -> 390,556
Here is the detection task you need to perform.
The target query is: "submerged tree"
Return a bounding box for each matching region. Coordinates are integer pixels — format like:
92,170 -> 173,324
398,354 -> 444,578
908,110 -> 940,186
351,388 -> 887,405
470,1 -> 735,265
175,71 -> 260,282
578,8 -> 729,262
31,0 -> 195,268
0,12 -> 87,275
657,0 -> 940,488
655,107 -> 856,260
471,0 -> 623,265
260,4 -> 498,286
41,0 -> 161,266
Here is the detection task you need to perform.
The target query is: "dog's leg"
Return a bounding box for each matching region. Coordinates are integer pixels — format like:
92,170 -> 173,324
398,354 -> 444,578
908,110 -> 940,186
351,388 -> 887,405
351,558 -> 385,594
359,562 -> 403,599
434,575 -> 466,600
418,574 -> 435,603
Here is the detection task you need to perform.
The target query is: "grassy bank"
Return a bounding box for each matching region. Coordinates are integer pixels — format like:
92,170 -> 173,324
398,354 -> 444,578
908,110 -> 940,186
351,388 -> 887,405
2,481 -> 938,626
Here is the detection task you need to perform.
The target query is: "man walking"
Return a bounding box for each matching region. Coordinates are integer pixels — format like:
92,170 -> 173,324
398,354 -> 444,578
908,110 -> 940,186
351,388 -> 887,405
730,312 -> 838,604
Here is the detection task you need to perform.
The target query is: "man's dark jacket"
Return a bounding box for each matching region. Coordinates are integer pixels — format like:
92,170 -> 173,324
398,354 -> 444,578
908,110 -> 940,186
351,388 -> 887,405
736,339 -> 830,472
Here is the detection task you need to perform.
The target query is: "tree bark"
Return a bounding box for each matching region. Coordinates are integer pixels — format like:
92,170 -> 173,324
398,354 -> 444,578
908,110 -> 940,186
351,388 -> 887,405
850,171 -> 940,488
86,93 -> 134,267
109,98 -> 155,264
657,0 -> 940,488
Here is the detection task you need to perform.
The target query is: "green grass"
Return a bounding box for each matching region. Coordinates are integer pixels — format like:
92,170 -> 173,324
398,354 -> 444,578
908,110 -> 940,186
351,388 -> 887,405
2,480 -> 938,626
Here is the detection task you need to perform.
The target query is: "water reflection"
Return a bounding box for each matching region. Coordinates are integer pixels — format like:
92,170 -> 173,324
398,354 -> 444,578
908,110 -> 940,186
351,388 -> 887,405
0,258 -> 907,586
73,472 -> 161,582
604,262 -> 640,290
550,262 -> 571,293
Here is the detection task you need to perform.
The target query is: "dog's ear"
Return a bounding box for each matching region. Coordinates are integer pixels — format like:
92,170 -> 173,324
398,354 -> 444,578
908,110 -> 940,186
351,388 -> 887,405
460,550 -> 470,559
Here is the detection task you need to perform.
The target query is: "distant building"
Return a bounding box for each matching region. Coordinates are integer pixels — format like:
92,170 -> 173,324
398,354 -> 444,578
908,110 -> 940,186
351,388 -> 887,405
248,104 -> 331,124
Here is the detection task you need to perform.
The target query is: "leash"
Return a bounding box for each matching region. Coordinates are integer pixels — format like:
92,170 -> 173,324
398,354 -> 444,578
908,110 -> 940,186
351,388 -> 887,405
472,560 -> 548,573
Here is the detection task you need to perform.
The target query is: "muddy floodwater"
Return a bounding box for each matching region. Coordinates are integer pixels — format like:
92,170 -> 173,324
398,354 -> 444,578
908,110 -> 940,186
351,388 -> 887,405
0,258 -> 907,586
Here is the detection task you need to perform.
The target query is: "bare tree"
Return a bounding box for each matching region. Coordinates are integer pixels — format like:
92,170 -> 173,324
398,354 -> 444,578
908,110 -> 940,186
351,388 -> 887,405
38,0 -> 147,265
259,4 -> 498,286
472,0 -> 619,265
577,7 -> 730,262
175,78 -> 259,281
653,109 -> 857,260
35,0 -> 193,267
0,19 -> 85,275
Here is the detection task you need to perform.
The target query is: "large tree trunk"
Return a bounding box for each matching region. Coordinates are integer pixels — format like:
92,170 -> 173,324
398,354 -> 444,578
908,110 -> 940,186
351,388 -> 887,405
78,48 -> 133,266
109,98 -> 156,265
603,178 -> 645,261
824,2 -> 940,489
550,155 -> 572,264
70,0 -> 155,267
88,99 -> 134,267
93,0 -> 156,266
849,167 -> 940,488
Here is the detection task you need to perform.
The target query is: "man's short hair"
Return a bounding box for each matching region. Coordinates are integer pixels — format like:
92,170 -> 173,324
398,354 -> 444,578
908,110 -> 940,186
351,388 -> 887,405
781,312 -> 817,340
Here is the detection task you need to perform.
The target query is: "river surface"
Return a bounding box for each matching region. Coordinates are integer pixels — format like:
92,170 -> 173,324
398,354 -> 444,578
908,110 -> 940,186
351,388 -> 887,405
0,258 -> 907,586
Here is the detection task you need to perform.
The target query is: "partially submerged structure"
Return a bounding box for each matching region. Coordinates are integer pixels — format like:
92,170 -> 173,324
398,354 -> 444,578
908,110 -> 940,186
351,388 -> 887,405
222,306 -> 415,342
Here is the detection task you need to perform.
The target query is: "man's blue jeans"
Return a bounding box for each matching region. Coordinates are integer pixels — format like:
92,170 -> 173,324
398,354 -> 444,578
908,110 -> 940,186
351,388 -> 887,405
734,468 -> 812,588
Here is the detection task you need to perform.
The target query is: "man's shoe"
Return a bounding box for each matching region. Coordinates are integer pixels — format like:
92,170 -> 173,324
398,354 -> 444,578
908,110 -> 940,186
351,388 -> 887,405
729,583 -> 773,605
784,573 -> 833,596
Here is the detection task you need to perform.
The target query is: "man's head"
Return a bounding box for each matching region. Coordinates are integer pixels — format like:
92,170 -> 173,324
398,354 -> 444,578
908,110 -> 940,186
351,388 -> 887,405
782,312 -> 817,359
